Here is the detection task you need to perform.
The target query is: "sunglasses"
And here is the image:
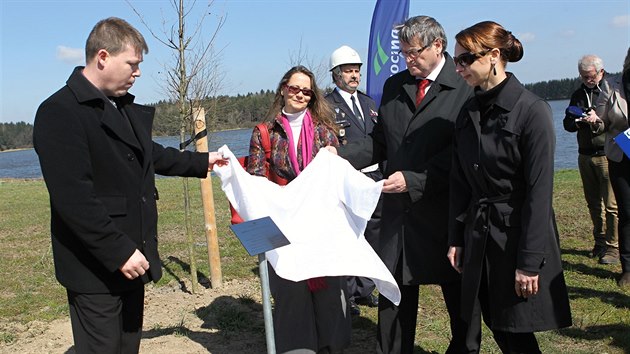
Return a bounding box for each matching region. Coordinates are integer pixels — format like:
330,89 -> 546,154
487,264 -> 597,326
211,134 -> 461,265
453,50 -> 490,67
285,85 -> 314,97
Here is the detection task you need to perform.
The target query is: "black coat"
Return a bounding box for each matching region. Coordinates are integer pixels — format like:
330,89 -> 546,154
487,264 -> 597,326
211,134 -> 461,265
34,67 -> 209,294
448,74 -> 572,331
340,55 -> 472,285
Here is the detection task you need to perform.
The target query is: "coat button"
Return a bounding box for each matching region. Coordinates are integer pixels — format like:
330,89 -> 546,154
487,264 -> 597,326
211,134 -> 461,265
473,163 -> 479,171
141,196 -> 147,203
127,153 -> 135,161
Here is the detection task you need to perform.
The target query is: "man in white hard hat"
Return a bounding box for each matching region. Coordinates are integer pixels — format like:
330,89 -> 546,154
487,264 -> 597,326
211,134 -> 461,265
325,45 -> 381,316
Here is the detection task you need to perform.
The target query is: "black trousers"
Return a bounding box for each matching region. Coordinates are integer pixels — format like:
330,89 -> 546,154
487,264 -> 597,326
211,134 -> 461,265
609,156 -> 630,272
67,286 -> 144,354
376,258 -> 479,354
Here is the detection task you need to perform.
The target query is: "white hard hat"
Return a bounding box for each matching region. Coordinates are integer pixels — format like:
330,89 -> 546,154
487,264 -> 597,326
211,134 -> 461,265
329,45 -> 362,71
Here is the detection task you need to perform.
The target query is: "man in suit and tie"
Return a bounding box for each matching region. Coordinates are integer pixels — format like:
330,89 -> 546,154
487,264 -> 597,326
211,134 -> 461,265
33,17 -> 224,354
327,16 -> 479,353
325,45 -> 381,316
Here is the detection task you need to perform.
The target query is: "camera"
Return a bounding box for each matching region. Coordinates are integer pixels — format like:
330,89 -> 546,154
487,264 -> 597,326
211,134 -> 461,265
565,105 -> 594,121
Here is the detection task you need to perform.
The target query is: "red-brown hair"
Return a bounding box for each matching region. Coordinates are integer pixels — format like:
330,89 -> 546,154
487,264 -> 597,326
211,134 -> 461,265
455,21 -> 523,65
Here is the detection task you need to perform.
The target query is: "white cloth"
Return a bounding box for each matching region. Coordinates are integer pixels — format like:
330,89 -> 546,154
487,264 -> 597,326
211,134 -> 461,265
214,146 -> 401,305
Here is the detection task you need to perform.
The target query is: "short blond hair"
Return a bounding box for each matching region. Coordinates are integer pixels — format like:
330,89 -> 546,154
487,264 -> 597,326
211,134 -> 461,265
85,17 -> 148,62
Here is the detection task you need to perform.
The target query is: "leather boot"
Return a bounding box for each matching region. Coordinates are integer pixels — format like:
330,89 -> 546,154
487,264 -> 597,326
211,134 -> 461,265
599,247 -> 620,265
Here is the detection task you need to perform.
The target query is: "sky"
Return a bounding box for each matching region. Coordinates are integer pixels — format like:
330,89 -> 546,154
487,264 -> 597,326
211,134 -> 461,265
1,0 -> 629,124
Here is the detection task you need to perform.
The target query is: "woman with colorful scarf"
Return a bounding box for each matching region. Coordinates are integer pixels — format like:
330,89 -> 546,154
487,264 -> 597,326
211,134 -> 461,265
246,65 -> 349,353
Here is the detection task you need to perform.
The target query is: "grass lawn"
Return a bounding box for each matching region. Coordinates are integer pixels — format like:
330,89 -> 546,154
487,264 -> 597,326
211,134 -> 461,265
1,170 -> 629,352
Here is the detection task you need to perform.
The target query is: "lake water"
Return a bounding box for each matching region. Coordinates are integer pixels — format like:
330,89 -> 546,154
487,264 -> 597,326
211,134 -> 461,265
0,99 -> 579,179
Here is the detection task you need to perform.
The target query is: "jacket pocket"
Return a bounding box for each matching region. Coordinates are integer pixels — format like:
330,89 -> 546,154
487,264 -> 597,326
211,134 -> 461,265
100,195 -> 127,216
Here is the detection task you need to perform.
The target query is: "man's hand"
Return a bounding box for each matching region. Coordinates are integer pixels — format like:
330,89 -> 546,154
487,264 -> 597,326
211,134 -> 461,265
119,249 -> 150,280
382,171 -> 407,193
208,151 -> 228,170
582,110 -> 603,126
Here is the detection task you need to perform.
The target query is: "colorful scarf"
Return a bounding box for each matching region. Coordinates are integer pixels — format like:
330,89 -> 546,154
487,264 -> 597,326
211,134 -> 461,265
280,109 -> 314,176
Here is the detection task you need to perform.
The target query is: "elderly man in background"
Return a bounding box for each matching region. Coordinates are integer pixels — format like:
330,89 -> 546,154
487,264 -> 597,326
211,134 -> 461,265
563,54 -> 618,264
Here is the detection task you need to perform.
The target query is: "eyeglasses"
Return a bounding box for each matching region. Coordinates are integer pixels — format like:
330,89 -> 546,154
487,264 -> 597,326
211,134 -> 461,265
398,45 -> 428,59
285,85 -> 314,97
453,50 -> 490,68
580,70 -> 603,82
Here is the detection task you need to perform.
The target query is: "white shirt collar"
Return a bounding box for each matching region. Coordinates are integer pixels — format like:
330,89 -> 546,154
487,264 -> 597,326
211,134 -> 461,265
416,55 -> 446,82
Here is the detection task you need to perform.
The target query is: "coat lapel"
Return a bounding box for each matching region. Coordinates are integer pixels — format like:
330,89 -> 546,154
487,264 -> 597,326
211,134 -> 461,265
100,103 -> 142,151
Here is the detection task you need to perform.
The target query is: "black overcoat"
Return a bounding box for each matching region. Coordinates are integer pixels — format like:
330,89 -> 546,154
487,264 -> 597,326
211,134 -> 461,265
34,67 -> 208,294
448,74 -> 572,331
340,55 -> 472,285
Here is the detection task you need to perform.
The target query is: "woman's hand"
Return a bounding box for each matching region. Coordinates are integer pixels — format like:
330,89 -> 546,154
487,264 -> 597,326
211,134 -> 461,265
324,145 -> 338,155
447,246 -> 463,273
515,269 -> 539,298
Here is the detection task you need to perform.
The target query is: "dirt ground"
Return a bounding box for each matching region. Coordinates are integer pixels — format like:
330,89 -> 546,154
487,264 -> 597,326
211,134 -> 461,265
0,278 -> 376,354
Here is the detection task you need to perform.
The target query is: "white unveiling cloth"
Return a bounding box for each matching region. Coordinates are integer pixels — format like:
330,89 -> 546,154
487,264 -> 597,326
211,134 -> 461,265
214,146 -> 400,305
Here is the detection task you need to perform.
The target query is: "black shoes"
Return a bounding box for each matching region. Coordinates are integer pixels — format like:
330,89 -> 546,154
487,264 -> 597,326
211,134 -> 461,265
355,293 -> 379,307
349,294 -> 379,316
618,272 -> 630,288
349,299 -> 361,316
591,244 -> 606,259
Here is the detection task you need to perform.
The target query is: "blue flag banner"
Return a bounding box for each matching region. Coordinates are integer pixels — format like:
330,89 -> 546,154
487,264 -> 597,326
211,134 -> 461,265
614,128 -> 630,159
366,0 -> 410,107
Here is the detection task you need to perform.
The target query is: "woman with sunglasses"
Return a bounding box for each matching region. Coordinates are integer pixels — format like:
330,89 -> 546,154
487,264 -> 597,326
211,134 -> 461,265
447,21 -> 572,352
246,65 -> 350,353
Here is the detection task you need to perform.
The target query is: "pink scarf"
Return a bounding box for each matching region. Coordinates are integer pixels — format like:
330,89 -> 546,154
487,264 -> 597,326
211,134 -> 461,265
280,109 -> 314,176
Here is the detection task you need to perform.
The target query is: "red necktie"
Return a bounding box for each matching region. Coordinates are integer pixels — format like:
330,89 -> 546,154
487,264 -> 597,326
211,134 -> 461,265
416,79 -> 430,106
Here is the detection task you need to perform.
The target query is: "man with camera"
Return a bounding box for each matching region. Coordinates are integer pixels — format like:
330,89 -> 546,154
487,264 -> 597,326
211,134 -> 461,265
563,54 -> 618,264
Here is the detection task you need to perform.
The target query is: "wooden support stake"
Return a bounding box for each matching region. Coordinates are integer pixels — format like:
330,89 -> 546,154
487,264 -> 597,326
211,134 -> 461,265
193,107 -> 223,288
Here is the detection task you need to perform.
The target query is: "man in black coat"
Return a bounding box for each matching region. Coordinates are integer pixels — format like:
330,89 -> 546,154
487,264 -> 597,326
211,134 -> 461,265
33,17 -> 224,354
325,45 -> 381,316
329,16 -> 478,353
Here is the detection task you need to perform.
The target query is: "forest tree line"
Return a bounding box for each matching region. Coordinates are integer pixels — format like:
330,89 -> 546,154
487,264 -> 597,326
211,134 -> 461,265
0,75 -> 614,151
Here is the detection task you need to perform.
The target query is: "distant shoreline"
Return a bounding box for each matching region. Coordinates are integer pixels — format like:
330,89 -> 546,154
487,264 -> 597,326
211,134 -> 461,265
0,147 -> 32,153
0,127 -> 252,154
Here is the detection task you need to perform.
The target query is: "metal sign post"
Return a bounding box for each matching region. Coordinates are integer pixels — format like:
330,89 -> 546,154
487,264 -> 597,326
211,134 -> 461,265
258,253 -> 275,354
229,217 -> 289,354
